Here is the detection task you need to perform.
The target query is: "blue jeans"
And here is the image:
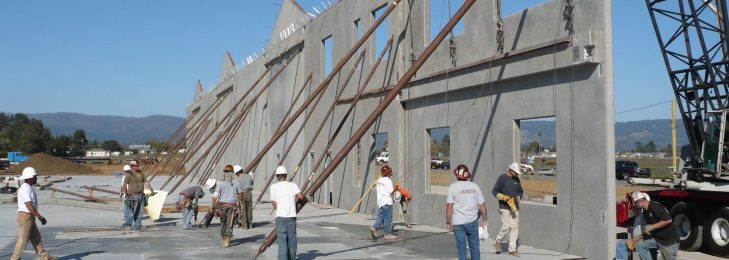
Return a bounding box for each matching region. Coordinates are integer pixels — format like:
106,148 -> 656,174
123,195 -> 145,229
453,220 -> 480,260
182,207 -> 194,230
616,238 -> 658,260
658,242 -> 678,260
275,217 -> 297,260
373,205 -> 393,235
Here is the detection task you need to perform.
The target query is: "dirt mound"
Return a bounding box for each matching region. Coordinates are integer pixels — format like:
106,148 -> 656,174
9,153 -> 102,175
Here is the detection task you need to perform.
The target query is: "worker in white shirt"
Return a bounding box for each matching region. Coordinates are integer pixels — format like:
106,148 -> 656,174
11,167 -> 56,260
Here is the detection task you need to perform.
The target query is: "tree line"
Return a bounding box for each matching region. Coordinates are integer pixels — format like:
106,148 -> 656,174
0,112 -> 124,157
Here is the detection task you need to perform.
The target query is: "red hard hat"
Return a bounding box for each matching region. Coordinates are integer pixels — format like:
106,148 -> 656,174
381,165 -> 392,176
453,164 -> 471,180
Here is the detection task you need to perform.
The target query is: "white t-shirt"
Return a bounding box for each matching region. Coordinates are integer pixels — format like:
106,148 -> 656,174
376,177 -> 394,207
447,181 -> 485,225
270,181 -> 301,218
17,183 -> 38,213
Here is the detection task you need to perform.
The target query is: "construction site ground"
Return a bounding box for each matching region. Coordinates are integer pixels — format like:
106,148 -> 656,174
0,176 -> 717,259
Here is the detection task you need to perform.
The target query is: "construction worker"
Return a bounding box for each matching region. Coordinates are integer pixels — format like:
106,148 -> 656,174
270,165 -> 306,260
214,165 -> 242,247
394,181 -> 414,228
120,160 -> 154,231
491,162 -> 524,256
615,195 -> 658,260
203,179 -> 219,227
632,191 -> 679,260
176,185 -> 205,230
369,165 -> 397,240
234,164 -> 254,229
446,164 -> 488,260
11,167 -> 56,260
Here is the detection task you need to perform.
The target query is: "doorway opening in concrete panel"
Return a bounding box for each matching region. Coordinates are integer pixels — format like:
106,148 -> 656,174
427,0 -> 465,43
371,4 -> 390,62
370,133 -> 390,179
516,117 -> 558,205
354,141 -> 363,187
427,127 -> 451,195
324,152 -> 332,205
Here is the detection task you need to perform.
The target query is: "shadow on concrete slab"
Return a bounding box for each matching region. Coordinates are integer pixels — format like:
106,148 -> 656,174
58,250 -> 106,260
297,249 -> 326,260
230,234 -> 265,247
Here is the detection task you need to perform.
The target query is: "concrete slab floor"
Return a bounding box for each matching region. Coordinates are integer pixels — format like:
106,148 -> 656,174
0,177 -> 719,259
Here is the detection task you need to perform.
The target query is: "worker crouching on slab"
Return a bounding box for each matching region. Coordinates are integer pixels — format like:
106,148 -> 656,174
11,167 -> 56,260
615,192 -> 658,260
270,165 -> 306,260
446,164 -> 488,260
370,165 -> 397,240
215,165 -> 242,247
234,164 -> 254,229
176,185 -> 205,230
120,160 -> 155,231
631,191 -> 679,260
492,162 -> 524,257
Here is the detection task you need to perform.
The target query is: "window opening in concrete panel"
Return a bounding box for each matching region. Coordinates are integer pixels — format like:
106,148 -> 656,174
354,141 -> 363,187
516,117 -> 558,205
216,86 -> 233,98
501,0 -> 548,17
370,133 -> 389,177
427,0 -> 464,43
427,127 -> 450,195
372,4 -> 390,62
354,18 -> 362,44
307,152 -> 315,184
322,35 -> 333,77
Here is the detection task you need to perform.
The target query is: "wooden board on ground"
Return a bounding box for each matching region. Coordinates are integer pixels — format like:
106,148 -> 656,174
143,190 -> 168,221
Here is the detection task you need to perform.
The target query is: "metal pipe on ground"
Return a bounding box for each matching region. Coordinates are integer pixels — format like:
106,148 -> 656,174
253,49 -> 367,208
242,0 -> 401,180
81,186 -> 120,195
255,0 -> 475,256
299,38 -> 394,192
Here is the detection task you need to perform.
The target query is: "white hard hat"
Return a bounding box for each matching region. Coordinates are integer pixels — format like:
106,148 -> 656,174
233,165 -> 243,174
275,165 -> 288,175
631,191 -> 650,202
19,167 -> 38,180
393,190 -> 402,201
205,179 -> 217,190
248,172 -> 254,177
508,162 -> 522,175
123,165 -> 132,171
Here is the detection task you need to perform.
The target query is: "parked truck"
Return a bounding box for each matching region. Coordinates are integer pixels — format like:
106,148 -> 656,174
7,151 -> 28,165
616,1 -> 729,257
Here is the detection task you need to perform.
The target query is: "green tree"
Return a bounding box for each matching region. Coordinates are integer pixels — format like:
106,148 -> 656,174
645,140 -> 657,153
146,139 -> 162,153
634,142 -> 644,153
101,140 -> 123,152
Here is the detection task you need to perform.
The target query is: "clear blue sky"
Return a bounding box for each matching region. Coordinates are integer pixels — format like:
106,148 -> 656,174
0,0 -> 673,122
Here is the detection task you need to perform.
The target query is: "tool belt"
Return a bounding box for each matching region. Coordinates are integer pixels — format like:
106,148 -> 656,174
219,202 -> 237,208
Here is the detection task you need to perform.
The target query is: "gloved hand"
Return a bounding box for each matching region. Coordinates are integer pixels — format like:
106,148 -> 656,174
497,193 -> 518,212
38,216 -> 47,225
644,224 -> 655,235
150,190 -> 157,196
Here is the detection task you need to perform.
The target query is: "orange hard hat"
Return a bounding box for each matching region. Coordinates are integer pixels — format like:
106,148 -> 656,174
381,165 -> 392,176
224,165 -> 234,172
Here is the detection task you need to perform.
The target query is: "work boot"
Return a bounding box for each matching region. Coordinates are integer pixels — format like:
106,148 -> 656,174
508,251 -> 520,257
369,227 -> 377,240
494,241 -> 502,254
383,234 -> 397,240
223,236 -> 231,248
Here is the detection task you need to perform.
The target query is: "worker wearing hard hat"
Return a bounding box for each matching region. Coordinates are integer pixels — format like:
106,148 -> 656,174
176,185 -> 205,230
631,191 -> 679,260
615,192 -> 658,260
215,165 -> 242,248
234,164 -> 254,229
11,167 -> 56,260
446,164 -> 488,260
120,160 -> 155,231
491,162 -> 524,256
270,165 -> 306,260
370,165 -> 397,240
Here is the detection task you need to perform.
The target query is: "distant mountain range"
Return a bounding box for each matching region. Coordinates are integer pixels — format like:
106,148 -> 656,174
521,119 -> 689,151
28,113 -> 688,151
29,113 -> 184,145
